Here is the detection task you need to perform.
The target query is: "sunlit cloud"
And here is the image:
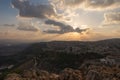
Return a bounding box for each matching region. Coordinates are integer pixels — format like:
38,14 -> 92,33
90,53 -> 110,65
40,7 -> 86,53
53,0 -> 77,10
84,0 -> 120,10
50,0 -> 120,11
0,0 -> 118,42
17,21 -> 39,32
103,12 -> 120,25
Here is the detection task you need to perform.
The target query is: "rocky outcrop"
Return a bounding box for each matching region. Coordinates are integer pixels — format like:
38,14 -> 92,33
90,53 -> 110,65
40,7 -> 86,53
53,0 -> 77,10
5,69 -> 59,80
4,68 -> 83,80
85,70 -> 101,80
59,68 -> 83,80
5,73 -> 22,80
4,66 -> 120,80
84,65 -> 120,80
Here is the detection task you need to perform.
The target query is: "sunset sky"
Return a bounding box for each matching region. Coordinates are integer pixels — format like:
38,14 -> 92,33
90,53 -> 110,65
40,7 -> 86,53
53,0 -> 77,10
0,0 -> 120,42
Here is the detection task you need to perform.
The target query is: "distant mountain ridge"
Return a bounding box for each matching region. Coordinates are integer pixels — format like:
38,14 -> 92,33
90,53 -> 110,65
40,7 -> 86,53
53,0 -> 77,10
24,38 -> 120,55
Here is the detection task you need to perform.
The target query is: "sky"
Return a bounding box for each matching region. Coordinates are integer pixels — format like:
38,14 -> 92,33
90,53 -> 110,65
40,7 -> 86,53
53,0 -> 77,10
0,0 -> 120,42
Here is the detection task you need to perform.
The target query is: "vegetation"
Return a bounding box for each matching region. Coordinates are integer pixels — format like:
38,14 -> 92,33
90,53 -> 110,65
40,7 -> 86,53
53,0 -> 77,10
0,39 -> 120,80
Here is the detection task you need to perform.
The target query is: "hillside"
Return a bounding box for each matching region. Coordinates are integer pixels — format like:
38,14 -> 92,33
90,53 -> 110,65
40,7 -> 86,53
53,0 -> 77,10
0,38 -> 120,80
23,38 -> 120,55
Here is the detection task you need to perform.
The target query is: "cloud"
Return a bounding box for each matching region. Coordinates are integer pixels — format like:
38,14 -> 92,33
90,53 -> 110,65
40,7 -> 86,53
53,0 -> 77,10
85,0 -> 120,10
11,0 -> 57,19
50,0 -> 120,10
44,19 -> 88,34
50,0 -> 84,8
17,22 -> 39,32
104,12 -> 120,25
11,0 -> 119,36
2,24 -> 15,27
12,0 -> 120,24
12,0 -> 85,34
63,0 -> 84,6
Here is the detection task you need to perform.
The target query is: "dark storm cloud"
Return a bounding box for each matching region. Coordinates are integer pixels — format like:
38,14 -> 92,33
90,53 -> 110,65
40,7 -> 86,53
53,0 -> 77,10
104,12 -> 120,24
11,0 -> 56,18
44,19 -> 88,34
17,22 -> 38,32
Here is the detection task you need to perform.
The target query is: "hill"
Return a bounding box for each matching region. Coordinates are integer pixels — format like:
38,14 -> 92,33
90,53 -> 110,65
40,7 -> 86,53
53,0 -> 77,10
0,38 -> 120,80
